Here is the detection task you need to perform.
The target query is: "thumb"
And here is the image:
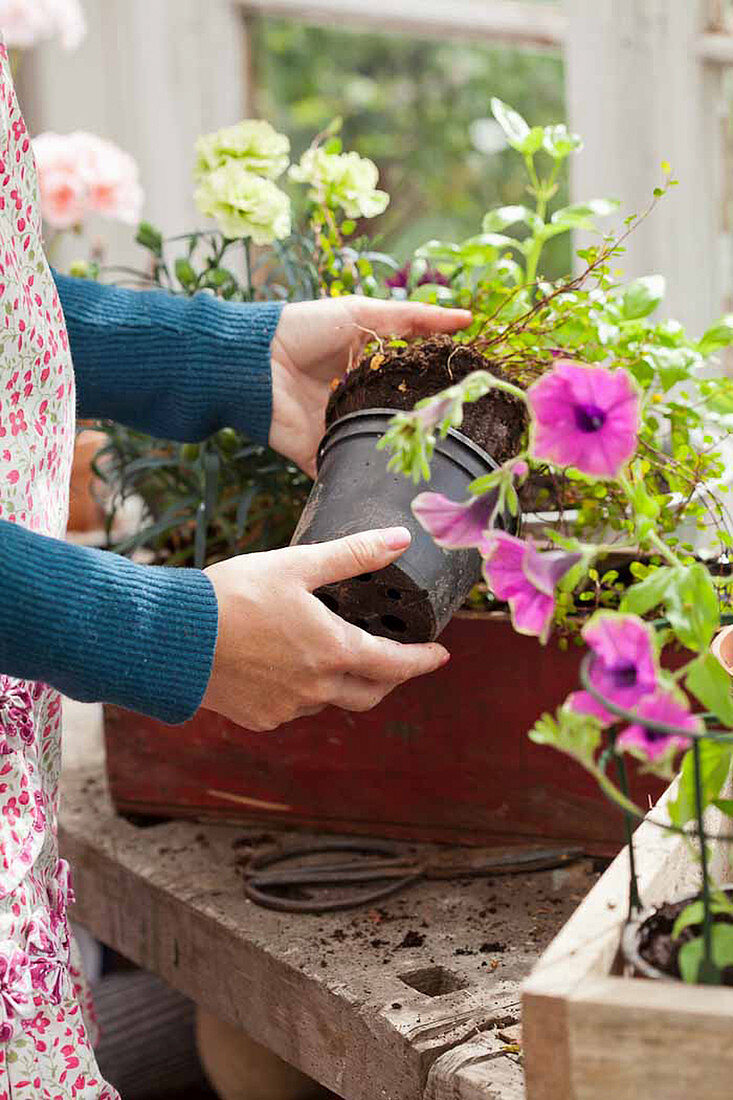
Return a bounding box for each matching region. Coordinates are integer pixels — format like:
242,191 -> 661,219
296,527 -> 412,590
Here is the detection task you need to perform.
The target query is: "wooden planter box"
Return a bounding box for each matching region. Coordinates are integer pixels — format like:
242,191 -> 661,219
522,773 -> 733,1100
105,612 -> 665,854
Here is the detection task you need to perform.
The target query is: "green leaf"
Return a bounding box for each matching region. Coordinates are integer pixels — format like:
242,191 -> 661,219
620,566 -> 674,616
678,924 -> 733,983
409,283 -> 454,303
482,205 -> 543,235
542,124 -> 584,160
529,706 -> 602,771
488,97 -> 528,150
672,898 -> 733,940
698,315 -> 733,357
549,198 -> 619,230
620,275 -> 666,320
665,563 -> 719,651
668,740 -> 733,828
136,220 -> 163,257
175,258 -> 197,289
414,239 -> 460,263
685,654 -> 733,727
713,798 -> 733,817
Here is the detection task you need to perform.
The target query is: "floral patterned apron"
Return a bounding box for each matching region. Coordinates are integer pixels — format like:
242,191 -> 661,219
0,41 -> 118,1099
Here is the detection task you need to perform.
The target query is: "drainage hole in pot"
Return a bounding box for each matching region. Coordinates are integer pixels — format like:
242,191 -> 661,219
318,593 -> 339,613
381,615 -> 407,634
386,588 -> 402,601
356,573 -> 373,583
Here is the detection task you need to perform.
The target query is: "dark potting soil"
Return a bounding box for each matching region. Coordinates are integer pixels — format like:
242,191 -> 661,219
637,895 -> 733,984
325,336 -> 528,466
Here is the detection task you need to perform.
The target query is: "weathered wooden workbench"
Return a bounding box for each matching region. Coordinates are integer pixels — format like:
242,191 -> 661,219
59,708 -> 595,1100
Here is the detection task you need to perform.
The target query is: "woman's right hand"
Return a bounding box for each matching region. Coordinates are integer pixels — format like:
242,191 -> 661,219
202,527 -> 449,732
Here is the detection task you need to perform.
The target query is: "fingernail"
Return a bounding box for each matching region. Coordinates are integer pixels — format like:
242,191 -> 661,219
383,526 -> 411,550
439,650 -> 451,666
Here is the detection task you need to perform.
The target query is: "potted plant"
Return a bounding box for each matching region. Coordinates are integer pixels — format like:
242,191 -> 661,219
365,113 -> 733,1091
95,102 -> 733,852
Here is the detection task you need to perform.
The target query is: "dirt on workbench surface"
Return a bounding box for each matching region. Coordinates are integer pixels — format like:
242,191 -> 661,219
228,830 -> 598,987
325,336 -> 529,466
637,892 -> 733,983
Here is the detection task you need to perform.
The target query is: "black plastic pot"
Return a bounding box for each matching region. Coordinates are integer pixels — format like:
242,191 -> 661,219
291,408 -> 514,643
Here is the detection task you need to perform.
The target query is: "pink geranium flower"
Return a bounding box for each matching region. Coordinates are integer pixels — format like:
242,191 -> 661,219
568,612 -> 658,724
527,359 -> 640,478
482,531 -> 581,643
73,132 -> 144,223
617,691 -> 700,763
32,131 -> 143,230
0,0 -> 86,50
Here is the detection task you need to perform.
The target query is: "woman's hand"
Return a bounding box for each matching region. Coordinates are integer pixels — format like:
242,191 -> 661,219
269,297 -> 472,476
202,527 -> 449,732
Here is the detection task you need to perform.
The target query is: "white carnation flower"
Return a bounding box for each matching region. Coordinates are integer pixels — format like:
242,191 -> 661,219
289,146 -> 389,219
195,161 -> 291,243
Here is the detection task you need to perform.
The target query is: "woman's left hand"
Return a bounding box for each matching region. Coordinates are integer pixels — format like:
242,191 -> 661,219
269,296 -> 473,476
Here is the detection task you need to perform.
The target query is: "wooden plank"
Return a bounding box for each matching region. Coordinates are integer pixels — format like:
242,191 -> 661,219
237,0 -> 566,49
565,0 -> 724,335
60,762 -> 587,1100
424,1030 -> 524,1100
523,771 -> 733,1100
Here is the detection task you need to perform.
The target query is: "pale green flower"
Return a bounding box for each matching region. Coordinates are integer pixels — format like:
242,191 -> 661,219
194,163 -> 291,243
289,147 -> 389,218
195,120 -> 290,181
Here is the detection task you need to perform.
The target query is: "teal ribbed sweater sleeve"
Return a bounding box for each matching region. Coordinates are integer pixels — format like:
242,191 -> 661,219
53,272 -> 284,444
0,519 -> 219,723
5,275 -> 287,723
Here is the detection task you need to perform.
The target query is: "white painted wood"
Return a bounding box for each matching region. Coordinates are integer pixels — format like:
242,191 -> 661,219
18,0 -> 251,268
237,0 -> 566,49
565,0 -> 725,335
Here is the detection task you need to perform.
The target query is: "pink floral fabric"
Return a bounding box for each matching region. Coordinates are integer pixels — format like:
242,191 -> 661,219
0,41 -> 118,1098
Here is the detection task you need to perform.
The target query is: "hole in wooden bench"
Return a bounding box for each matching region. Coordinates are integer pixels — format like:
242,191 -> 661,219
398,966 -> 468,997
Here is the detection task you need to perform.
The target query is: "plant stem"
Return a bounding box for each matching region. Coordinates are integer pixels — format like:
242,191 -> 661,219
647,529 -> 684,568
692,737 -> 719,983
244,239 -> 253,301
615,751 -> 642,914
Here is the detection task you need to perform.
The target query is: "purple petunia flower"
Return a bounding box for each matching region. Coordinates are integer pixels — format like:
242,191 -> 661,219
482,531 -> 582,643
617,691 -> 700,762
568,612 -> 658,725
527,359 -> 640,479
385,261 -> 450,292
412,490 -> 499,549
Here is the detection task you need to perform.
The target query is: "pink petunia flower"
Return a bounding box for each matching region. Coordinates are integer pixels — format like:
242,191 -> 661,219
568,612 -> 658,724
482,531 -> 582,643
527,359 -> 640,479
617,691 -> 700,763
412,489 -> 499,549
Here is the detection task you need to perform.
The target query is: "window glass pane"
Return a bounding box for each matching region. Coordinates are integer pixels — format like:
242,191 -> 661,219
252,19 -> 568,278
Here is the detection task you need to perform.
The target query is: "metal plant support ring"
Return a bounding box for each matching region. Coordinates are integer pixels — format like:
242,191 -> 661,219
578,650 -> 728,982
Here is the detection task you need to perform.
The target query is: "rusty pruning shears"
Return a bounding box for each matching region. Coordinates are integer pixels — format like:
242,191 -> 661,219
243,838 -> 584,913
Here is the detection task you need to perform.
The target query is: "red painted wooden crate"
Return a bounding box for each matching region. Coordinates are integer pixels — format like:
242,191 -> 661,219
104,612 -> 666,855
